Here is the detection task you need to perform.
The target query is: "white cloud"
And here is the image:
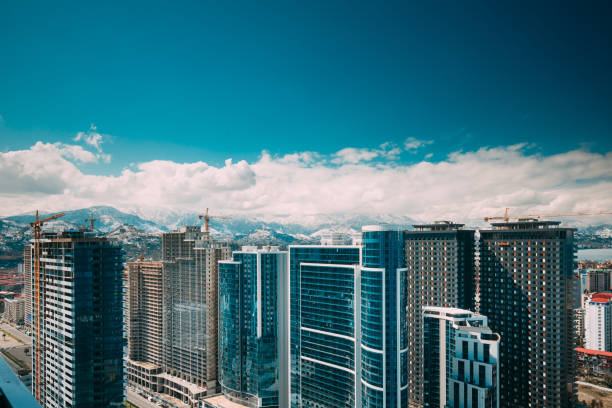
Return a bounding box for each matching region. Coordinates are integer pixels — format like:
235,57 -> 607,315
0,141 -> 611,227
331,143 -> 401,164
404,137 -> 433,152
74,124 -> 110,161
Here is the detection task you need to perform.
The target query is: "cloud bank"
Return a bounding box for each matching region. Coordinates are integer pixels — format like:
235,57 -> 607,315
1,139 -> 611,226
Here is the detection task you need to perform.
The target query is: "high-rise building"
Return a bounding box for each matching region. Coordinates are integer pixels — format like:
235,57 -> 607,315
422,307 -> 500,408
124,259 -> 165,394
289,238 -> 361,408
125,260 -> 164,364
31,230 -> 123,408
479,220 -> 577,408
162,226 -> 230,393
24,245 -> 32,330
584,292 -> 612,351
360,225 -> 408,408
290,225 -> 409,408
404,222 -> 476,406
208,246 -> 289,408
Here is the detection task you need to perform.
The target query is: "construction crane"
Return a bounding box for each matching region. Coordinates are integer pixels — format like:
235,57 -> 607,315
29,210 -> 64,403
484,207 -> 612,222
84,211 -> 96,232
198,208 -> 231,233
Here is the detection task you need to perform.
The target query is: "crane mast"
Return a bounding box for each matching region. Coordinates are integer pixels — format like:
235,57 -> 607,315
198,208 -> 231,233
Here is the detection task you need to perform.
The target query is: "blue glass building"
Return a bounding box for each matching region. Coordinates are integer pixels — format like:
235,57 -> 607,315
289,241 -> 361,408
360,226 -> 408,408
217,246 -> 289,408
289,227 -> 408,408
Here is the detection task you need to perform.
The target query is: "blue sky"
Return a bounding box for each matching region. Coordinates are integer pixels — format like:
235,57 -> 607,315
1,1 -> 611,170
0,1 -> 611,223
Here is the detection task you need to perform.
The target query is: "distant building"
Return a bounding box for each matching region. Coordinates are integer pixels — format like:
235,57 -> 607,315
585,292 -> 612,351
404,221 -> 476,406
209,246 -> 289,408
4,297 -> 24,324
479,220 -> 577,408
23,245 -> 32,330
423,307 -> 500,408
319,231 -> 349,245
585,269 -> 611,293
31,230 -> 123,408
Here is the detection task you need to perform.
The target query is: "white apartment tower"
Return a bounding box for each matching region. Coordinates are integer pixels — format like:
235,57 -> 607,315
584,292 -> 612,351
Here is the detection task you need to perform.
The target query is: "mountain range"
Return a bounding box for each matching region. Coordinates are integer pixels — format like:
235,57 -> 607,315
0,206 -> 611,263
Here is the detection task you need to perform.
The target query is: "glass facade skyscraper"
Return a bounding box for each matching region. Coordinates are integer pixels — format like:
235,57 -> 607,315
290,226 -> 408,408
289,242 -> 361,408
216,246 -> 289,408
361,226 -> 408,408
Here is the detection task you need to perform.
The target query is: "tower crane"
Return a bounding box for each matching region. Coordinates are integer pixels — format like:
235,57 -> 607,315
198,208 -> 231,233
484,207 -> 612,222
29,210 -> 64,403
84,211 -> 96,232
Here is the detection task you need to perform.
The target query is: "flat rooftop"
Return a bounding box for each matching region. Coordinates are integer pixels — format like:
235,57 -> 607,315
157,372 -> 207,395
202,394 -> 249,408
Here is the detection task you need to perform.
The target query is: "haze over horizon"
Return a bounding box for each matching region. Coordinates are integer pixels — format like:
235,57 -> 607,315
1,2 -> 611,225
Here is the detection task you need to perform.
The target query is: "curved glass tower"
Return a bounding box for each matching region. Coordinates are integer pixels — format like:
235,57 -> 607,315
361,226 -> 408,408
217,246 -> 289,408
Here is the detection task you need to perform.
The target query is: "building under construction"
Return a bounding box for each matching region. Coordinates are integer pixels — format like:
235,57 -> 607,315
23,244 -> 32,330
31,230 -> 124,408
124,227 -> 231,408
162,227 -> 231,393
125,260 -> 164,364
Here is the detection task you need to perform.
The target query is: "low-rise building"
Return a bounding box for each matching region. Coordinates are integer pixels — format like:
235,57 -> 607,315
4,297 -> 24,324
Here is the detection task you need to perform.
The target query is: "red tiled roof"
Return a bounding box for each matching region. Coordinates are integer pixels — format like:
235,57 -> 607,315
575,347 -> 612,358
590,292 -> 612,303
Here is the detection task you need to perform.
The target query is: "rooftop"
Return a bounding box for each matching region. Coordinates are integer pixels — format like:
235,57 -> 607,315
575,347 -> 612,358
202,394 -> 250,408
412,221 -> 466,231
589,292 -> 612,303
157,372 -> 206,395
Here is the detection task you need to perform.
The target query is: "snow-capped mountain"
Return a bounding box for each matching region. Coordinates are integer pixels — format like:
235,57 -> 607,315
2,206 -> 611,262
3,206 -> 165,234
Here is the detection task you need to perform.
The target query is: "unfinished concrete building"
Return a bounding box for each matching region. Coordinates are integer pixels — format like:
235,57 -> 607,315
125,260 -> 164,364
162,227 -> 231,390
23,245 -> 32,330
